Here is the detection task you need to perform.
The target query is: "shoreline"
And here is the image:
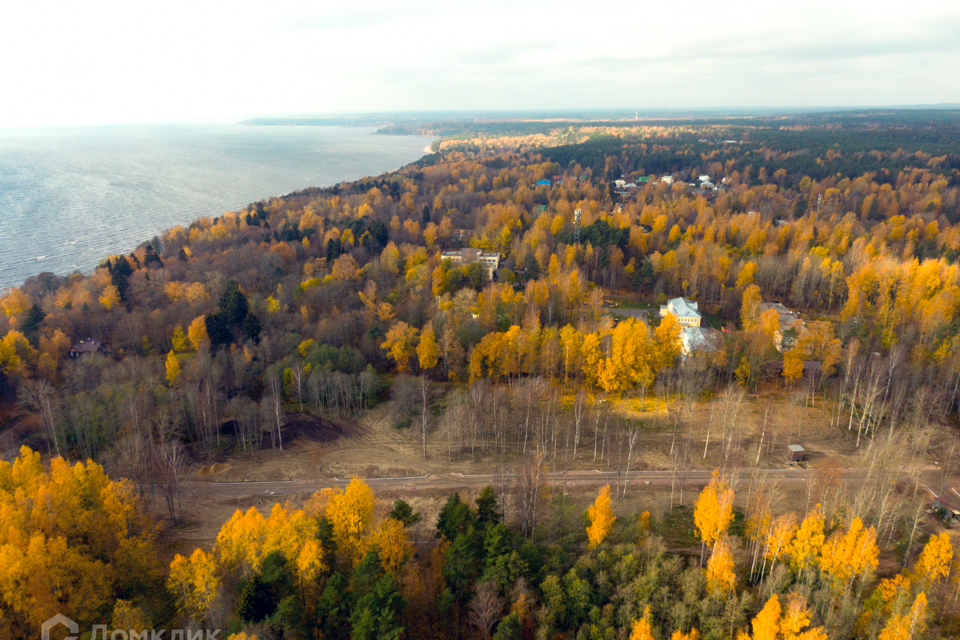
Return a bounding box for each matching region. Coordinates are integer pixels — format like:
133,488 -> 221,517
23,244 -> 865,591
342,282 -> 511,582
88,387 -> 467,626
0,129 -> 436,291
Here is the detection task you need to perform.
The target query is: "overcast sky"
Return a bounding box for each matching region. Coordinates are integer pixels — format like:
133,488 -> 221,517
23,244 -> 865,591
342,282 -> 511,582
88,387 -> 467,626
2,0 -> 959,127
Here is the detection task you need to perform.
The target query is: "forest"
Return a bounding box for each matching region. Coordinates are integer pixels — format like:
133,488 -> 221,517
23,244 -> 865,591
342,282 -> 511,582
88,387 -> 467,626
2,109 -> 960,639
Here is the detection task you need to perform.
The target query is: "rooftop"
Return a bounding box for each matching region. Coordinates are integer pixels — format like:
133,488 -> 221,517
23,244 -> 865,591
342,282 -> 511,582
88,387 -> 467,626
681,326 -> 723,353
71,338 -> 102,352
666,297 -> 700,318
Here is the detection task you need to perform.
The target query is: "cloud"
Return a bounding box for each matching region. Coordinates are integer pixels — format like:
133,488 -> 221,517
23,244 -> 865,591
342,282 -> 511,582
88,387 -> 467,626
0,0 -> 958,125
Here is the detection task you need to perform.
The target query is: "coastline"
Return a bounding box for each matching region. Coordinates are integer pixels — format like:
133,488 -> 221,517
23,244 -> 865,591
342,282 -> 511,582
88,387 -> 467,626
0,125 -> 436,290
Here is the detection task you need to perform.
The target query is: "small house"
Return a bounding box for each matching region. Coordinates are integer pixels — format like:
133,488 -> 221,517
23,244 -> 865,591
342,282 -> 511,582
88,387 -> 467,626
787,444 -> 806,462
68,338 -> 107,359
680,326 -> 724,359
440,248 -> 501,279
536,179 -> 551,187
660,297 -> 701,327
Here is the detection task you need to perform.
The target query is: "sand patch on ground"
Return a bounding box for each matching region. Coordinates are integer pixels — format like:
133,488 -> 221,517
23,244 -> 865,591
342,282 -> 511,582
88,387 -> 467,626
197,463 -> 232,477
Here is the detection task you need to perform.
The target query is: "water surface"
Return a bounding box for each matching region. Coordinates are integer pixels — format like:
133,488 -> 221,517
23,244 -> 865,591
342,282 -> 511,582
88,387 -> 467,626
0,124 -> 433,289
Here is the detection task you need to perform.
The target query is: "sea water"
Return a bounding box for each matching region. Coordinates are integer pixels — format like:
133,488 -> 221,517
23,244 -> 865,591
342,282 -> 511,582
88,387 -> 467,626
0,124 -> 433,290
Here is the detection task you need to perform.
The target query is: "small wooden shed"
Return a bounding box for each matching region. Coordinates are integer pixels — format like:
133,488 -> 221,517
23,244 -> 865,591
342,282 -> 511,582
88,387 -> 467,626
787,444 -> 806,462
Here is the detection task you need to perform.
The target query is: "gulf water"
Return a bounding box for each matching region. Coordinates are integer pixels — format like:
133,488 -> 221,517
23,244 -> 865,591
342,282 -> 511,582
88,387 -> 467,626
0,124 -> 433,290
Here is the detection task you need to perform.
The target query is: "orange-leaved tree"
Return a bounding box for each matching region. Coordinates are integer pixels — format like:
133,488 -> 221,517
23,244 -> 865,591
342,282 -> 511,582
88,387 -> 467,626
911,531 -> 953,589
818,517 -> 879,592
693,471 -> 735,563
382,321 -> 420,372
705,537 -> 736,593
215,503 -> 321,580
878,592 -> 927,640
166,350 -> 180,386
167,548 -> 220,620
417,324 -> 439,371
0,446 -> 158,636
786,505 -> 825,573
764,513 -> 798,574
303,477 -> 414,574
188,315 -> 209,350
586,485 -> 616,550
629,605 -> 655,640
741,593 -> 826,640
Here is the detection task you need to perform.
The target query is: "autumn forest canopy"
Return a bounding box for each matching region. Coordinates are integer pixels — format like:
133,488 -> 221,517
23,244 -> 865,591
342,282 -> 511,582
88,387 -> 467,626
3,109 -> 960,639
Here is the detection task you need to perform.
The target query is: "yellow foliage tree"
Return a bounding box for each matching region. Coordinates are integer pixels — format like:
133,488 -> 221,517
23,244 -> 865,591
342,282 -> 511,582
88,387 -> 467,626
111,599 -> 152,635
321,478 -> 376,568
734,356 -> 752,388
215,503 -> 321,580
0,330 -> 37,376
654,312 -> 683,367
172,325 -> 190,352
764,513 -> 798,564
670,629 -> 700,640
693,471 -> 735,551
586,485 -> 616,550
787,506 -> 825,572
784,322 -> 841,384
188,315 -> 209,350
296,538 -> 325,597
332,254 -> 360,281
100,284 -> 121,310
818,517 -> 879,589
166,351 -> 180,386
596,319 -> 656,394
912,532 -> 953,587
382,322 -> 420,373
741,284 -> 762,329
705,537 -> 736,593
370,517 -> 413,574
0,287 -> 29,318
167,548 -> 220,620
782,348 -> 805,383
737,262 -> 758,288
417,324 -> 439,371
629,605 -> 655,640
0,447 -> 157,633
745,593 -> 826,640
750,594 -> 783,640
878,592 -> 927,640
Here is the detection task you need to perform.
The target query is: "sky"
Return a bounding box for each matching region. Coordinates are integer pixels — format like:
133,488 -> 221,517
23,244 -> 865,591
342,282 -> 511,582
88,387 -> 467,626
2,0 -> 959,127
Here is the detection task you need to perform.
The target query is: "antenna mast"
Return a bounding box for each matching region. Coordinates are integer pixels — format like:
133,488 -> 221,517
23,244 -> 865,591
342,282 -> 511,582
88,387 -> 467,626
574,208 -> 582,244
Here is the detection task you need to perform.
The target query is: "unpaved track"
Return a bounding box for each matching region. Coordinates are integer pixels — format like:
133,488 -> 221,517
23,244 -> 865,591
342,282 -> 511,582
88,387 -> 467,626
182,466 -> 877,503
165,465 -> 948,551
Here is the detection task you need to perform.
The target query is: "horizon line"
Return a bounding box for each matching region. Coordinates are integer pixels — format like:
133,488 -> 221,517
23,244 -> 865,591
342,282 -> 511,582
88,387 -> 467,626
3,104 -> 960,131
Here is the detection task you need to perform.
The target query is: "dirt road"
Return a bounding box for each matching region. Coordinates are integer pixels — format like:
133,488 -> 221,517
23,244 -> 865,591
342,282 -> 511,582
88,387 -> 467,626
164,463 -> 946,553
185,466 -> 831,501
